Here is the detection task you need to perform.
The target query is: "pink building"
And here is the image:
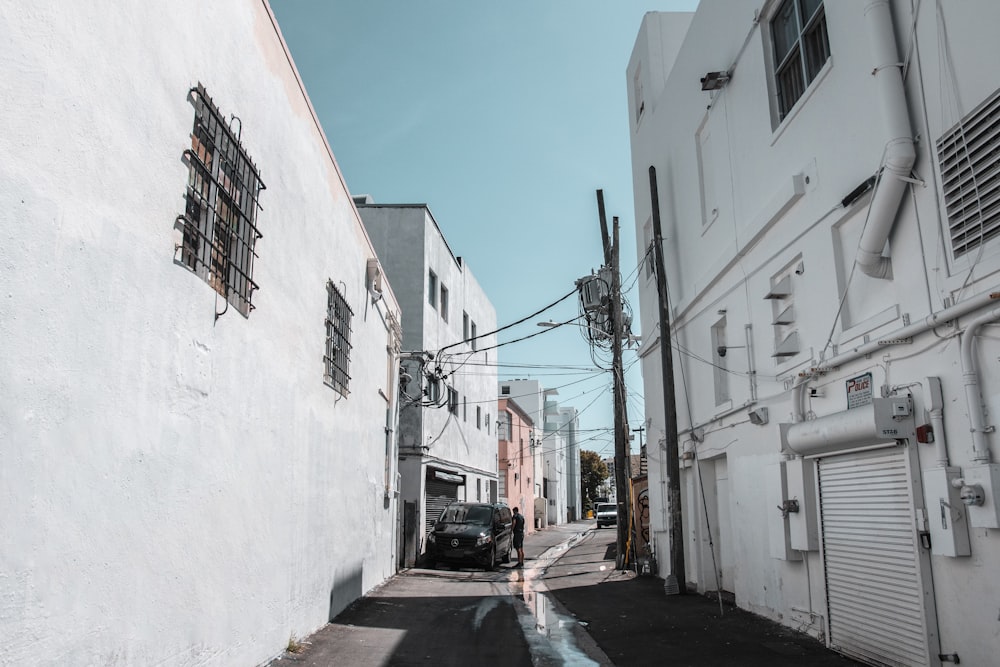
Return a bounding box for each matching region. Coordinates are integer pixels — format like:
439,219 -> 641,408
498,398 -> 536,534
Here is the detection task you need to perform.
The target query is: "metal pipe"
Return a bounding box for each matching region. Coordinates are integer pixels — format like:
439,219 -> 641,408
959,307 -> 1000,463
857,0 -> 916,279
923,377 -> 949,467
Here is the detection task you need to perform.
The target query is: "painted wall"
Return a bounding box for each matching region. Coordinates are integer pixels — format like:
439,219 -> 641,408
0,2 -> 404,665
629,1 -> 1000,664
498,398 -> 536,532
358,204 -> 498,540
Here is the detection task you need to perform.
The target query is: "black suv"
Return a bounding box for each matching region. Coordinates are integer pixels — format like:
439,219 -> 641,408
426,502 -> 513,570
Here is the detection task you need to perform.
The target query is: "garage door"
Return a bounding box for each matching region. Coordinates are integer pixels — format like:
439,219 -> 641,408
818,446 -> 932,666
425,479 -> 458,536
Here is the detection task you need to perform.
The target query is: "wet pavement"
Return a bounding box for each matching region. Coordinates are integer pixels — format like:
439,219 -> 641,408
270,521 -> 860,666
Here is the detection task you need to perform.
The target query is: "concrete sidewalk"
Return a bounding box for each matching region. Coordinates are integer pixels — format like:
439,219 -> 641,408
540,521 -> 861,666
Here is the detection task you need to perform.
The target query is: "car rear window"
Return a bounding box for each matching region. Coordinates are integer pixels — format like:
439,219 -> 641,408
439,504 -> 492,525
597,504 -> 616,512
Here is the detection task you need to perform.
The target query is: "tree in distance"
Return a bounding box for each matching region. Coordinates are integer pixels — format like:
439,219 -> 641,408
580,449 -> 609,511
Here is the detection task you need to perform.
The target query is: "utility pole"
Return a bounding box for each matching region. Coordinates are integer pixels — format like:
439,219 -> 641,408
595,191 -> 631,570
649,166 -> 686,595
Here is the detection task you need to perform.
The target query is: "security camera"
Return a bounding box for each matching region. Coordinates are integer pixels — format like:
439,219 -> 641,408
717,346 -> 727,357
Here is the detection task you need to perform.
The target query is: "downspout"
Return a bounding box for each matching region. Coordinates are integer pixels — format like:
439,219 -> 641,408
959,307 -> 1000,463
857,0 -> 916,279
923,377 -> 949,467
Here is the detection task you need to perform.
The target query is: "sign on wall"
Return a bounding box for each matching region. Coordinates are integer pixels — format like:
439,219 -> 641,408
846,372 -> 873,409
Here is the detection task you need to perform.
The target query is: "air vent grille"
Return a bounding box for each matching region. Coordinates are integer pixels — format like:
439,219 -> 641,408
937,87 -> 1000,258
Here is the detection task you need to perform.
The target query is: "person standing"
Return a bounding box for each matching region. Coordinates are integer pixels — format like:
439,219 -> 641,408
512,506 -> 526,567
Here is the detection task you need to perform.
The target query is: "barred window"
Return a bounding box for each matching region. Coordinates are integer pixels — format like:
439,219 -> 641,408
324,281 -> 353,396
772,0 -> 830,121
179,84 -> 265,315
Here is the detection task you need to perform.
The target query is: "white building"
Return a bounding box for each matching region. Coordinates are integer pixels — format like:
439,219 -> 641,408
556,406 -> 583,521
629,2 -> 1000,666
356,202 -> 498,566
1,2 -> 404,665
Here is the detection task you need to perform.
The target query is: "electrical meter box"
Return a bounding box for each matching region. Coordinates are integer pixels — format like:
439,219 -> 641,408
921,466 -> 971,557
963,463 -> 1000,529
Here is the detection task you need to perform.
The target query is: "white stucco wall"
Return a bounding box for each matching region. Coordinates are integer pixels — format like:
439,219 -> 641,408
0,2 -> 403,665
630,1 -> 1000,663
357,205 -> 498,535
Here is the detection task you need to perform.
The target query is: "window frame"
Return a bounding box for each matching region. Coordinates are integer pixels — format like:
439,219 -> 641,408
769,0 -> 830,122
179,84 -> 265,316
324,280 -> 354,396
428,270 -> 438,310
440,284 -> 449,322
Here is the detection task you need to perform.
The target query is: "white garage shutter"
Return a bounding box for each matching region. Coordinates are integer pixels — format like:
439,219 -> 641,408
424,480 -> 458,536
818,446 -> 930,666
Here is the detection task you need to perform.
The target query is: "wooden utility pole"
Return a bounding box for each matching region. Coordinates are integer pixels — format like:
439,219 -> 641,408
610,217 -> 631,570
649,166 -> 686,594
595,191 -> 630,570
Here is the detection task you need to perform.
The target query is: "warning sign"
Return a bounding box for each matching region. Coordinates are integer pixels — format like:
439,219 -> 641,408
846,372 -> 873,409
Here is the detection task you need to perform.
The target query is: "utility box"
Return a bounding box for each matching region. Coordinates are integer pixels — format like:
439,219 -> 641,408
921,467 -> 971,557
963,463 -> 1000,529
767,460 -> 802,561
787,457 -> 819,551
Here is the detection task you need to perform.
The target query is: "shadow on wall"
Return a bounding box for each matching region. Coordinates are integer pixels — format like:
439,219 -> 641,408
329,565 -> 364,622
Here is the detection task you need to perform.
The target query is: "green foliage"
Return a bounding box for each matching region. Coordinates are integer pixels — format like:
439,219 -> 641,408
580,449 -> 609,509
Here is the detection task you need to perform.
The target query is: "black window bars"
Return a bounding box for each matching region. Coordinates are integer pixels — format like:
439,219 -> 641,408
178,83 -> 265,316
325,281 -> 354,396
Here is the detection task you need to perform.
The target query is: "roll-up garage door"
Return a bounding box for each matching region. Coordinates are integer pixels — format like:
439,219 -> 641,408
424,480 -> 458,536
818,446 -> 930,666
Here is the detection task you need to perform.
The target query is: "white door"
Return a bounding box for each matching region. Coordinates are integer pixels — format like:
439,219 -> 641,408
818,445 -> 937,666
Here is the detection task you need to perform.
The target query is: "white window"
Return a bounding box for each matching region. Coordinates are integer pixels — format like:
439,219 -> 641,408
771,0 -> 830,120
428,270 -> 437,309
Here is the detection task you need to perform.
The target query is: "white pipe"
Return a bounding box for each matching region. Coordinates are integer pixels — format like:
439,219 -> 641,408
959,307 -> 1000,463
923,377 -> 949,467
821,289 -> 1000,369
857,0 -> 916,279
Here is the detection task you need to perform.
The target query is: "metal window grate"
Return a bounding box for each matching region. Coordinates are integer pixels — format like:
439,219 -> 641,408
179,84 -> 265,315
325,281 -> 354,396
937,87 -> 1000,258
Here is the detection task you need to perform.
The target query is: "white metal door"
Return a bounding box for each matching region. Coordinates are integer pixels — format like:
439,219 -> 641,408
818,446 -> 932,666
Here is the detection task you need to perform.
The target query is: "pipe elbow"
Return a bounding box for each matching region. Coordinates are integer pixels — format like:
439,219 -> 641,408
857,253 -> 893,279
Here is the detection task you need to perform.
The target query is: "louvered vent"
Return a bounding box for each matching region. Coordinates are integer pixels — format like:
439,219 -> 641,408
937,87 -> 1000,258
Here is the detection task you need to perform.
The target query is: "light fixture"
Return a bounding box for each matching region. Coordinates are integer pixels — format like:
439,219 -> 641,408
700,71 -> 731,91
748,407 -> 769,425
716,345 -> 745,358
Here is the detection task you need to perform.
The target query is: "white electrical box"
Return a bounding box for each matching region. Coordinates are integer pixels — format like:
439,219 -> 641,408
787,457 -> 819,551
963,463 -> 1000,529
921,466 -> 971,557
767,461 -> 802,561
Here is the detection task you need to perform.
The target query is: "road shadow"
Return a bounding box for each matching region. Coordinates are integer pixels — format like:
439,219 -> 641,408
292,593 -> 533,667
547,576 -> 862,667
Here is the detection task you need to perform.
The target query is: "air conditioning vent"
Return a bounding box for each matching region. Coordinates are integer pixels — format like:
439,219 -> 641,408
937,87 -> 1000,258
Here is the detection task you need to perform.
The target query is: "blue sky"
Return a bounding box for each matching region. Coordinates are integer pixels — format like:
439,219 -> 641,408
271,1 -> 699,458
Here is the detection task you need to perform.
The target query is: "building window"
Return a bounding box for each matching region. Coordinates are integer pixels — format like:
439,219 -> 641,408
427,377 -> 441,404
179,84 -> 265,316
501,385 -> 510,395
428,270 -> 437,309
463,311 -> 470,340
324,281 -> 354,396
771,0 -> 830,120
632,62 -> 645,123
476,406 -> 482,430
440,284 -> 449,322
471,321 -> 478,351
938,87 -> 1000,259
486,413 -> 491,435
448,386 -> 459,414
463,396 -> 467,422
